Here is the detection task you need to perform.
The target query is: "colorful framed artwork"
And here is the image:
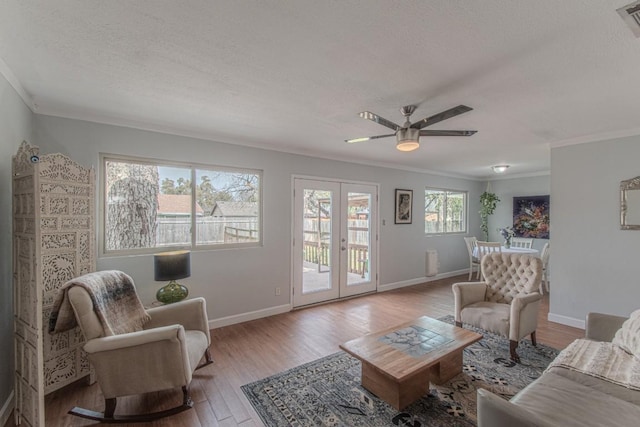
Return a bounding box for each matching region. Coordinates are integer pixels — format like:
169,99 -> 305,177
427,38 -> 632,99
395,189 -> 413,224
513,195 -> 550,239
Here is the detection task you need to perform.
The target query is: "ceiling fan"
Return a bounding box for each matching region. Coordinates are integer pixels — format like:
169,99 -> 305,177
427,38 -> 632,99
345,105 -> 477,151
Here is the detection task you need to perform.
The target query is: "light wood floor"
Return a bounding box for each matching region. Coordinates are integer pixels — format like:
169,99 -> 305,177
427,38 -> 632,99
9,274 -> 583,427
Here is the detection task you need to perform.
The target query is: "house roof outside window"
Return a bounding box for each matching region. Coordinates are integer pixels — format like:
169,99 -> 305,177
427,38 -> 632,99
157,194 -> 204,216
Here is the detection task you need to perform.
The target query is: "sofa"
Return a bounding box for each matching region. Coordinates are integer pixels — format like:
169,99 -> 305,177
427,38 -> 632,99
477,311 -> 640,427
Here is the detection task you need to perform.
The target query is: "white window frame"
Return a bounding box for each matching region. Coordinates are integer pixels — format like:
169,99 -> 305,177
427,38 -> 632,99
424,187 -> 468,235
99,153 -> 263,257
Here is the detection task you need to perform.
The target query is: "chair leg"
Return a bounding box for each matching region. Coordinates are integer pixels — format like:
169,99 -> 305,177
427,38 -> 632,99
196,348 -> 214,370
105,398 -> 117,419
455,321 -> 463,328
510,340 -> 521,363
468,266 -> 472,281
530,331 -> 537,347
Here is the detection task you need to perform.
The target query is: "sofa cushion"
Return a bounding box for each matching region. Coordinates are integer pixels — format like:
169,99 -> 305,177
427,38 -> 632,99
460,301 -> 510,337
612,308 -> 640,357
548,366 -> 640,406
511,371 -> 640,427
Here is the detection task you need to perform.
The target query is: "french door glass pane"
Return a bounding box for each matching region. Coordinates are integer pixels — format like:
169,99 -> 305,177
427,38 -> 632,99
302,189 -> 333,294
347,192 -> 371,286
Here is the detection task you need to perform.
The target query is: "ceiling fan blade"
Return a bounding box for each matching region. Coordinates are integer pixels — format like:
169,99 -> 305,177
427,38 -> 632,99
410,105 -> 473,129
345,134 -> 395,143
359,111 -> 401,131
420,130 -> 477,137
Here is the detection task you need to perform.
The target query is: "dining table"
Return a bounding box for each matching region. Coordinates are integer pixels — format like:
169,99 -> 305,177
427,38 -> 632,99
473,246 -> 539,258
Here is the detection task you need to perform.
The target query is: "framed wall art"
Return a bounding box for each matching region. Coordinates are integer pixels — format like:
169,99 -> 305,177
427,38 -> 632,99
395,189 -> 413,224
513,195 -> 550,239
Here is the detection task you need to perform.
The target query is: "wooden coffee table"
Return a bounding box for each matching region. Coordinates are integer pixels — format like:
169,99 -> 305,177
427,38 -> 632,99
339,316 -> 482,410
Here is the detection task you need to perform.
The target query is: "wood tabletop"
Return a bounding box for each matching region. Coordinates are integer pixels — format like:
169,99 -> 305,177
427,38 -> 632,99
340,316 -> 482,382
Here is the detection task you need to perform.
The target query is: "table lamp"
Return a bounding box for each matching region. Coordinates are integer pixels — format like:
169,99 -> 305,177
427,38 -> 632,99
154,250 -> 190,304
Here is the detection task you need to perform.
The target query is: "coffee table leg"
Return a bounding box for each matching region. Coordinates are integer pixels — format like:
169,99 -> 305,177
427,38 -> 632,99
429,349 -> 463,384
361,362 -> 429,410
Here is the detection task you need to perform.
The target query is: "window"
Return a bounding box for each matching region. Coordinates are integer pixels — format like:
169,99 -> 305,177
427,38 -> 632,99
425,188 -> 467,234
102,155 -> 261,254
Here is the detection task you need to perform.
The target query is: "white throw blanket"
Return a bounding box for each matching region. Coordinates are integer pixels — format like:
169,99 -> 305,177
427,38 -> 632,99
546,338 -> 640,390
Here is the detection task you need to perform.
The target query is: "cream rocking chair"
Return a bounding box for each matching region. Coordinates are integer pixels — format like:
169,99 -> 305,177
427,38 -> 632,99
452,253 -> 543,362
61,272 -> 213,423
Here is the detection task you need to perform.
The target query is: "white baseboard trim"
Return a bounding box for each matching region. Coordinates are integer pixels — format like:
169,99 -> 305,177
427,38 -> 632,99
209,304 -> 292,329
548,312 -> 585,330
0,390 -> 14,427
378,269 -> 468,293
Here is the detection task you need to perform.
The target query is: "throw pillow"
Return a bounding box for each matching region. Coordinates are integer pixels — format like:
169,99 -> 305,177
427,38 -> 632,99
612,309 -> 640,357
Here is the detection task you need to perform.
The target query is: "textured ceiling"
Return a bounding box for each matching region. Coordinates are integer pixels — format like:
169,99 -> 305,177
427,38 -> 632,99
1,0 -> 640,179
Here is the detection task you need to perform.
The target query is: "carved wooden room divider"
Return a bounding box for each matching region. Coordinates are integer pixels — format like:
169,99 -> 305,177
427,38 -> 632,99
12,141 -> 95,427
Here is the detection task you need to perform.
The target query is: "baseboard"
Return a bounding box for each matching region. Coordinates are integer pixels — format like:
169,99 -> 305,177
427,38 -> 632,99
378,269 -> 468,293
547,312 -> 585,330
209,303 -> 292,329
0,390 -> 14,427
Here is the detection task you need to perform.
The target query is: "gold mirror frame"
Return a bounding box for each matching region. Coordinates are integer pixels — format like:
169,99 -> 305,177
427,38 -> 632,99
620,176 -> 640,230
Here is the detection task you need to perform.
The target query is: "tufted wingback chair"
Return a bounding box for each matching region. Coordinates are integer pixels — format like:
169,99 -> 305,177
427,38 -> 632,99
452,253 -> 543,362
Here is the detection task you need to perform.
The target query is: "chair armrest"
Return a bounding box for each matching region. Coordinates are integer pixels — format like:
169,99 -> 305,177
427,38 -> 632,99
511,292 -> 542,312
477,389 -> 542,427
452,282 -> 487,322
146,297 -> 210,344
586,312 -> 627,342
509,293 -> 543,341
84,324 -> 184,353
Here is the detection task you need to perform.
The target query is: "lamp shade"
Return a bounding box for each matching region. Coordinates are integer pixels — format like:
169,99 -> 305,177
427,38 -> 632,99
154,250 -> 191,281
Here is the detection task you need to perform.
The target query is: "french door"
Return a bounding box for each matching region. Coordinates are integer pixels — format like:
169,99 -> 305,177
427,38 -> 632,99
292,178 -> 378,307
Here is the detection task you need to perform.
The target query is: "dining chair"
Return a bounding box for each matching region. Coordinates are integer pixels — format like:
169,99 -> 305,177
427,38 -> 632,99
511,237 -> 534,249
463,237 -> 479,280
540,242 -> 550,293
475,241 -> 502,277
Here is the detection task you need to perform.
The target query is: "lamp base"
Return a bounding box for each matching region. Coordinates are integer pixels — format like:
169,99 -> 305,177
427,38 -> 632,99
156,280 -> 189,304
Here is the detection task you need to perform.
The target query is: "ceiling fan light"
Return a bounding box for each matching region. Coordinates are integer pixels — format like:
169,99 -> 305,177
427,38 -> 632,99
346,137 -> 370,143
492,165 -> 510,173
396,128 -> 420,152
396,141 -> 420,151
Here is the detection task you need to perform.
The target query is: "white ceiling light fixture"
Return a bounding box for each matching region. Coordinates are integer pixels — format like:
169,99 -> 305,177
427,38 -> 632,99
492,165 -> 510,173
396,127 -> 420,152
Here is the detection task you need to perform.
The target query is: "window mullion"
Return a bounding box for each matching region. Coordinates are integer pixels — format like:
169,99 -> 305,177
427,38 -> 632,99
191,167 -> 197,248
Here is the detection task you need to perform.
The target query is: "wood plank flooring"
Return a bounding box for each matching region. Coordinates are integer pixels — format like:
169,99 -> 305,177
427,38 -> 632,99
7,274 -> 583,427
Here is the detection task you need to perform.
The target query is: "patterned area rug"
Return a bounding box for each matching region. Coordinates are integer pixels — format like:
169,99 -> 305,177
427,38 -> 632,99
241,316 -> 559,426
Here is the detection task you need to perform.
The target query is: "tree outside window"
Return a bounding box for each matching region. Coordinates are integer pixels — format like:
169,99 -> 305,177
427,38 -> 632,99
425,188 -> 467,234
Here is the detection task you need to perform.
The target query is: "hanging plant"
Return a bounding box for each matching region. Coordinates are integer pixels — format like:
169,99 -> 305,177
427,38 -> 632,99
479,191 -> 500,241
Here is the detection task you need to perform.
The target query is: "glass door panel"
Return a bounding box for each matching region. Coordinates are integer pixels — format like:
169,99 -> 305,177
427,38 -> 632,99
293,179 -> 340,306
340,184 -> 377,297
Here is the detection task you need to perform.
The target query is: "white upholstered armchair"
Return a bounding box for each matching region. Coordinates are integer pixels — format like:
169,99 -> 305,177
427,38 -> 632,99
452,253 -> 543,362
52,271 -> 213,423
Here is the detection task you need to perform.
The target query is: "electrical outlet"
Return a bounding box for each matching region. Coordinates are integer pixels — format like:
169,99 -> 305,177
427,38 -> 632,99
275,287 -> 281,296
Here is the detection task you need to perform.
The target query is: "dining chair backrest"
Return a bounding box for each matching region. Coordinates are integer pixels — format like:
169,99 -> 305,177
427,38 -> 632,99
464,237 -> 477,260
511,237 -> 534,249
540,242 -> 550,266
476,241 -> 502,262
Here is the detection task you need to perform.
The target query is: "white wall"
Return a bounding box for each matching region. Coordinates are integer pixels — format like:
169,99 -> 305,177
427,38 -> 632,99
550,136 -> 640,327
0,73 -> 33,423
486,175 -> 550,252
32,115 -> 485,321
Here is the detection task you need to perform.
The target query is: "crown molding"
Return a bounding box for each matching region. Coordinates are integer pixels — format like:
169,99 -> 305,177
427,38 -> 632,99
552,127 -> 640,148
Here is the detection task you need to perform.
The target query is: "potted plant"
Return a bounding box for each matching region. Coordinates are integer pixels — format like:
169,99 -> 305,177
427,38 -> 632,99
479,191 -> 500,241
